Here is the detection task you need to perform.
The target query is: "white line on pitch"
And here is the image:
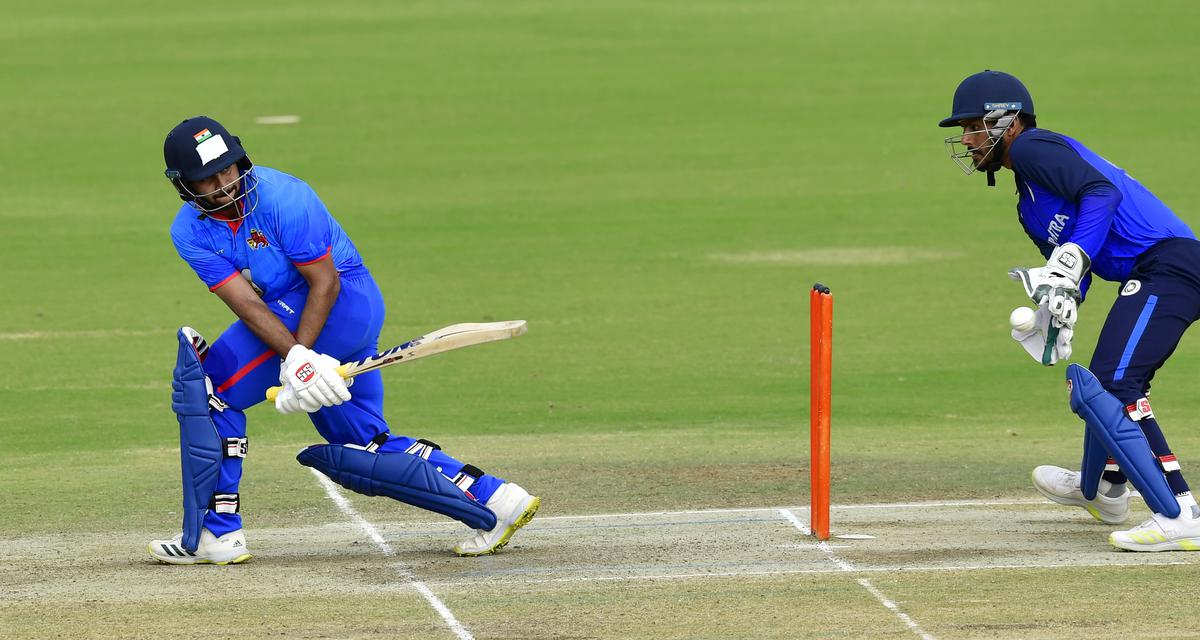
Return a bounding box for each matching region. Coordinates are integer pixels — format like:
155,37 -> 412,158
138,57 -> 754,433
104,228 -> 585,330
309,468 -> 475,640
781,508 -> 935,640
421,558 -> 1200,588
387,498 -> 1055,528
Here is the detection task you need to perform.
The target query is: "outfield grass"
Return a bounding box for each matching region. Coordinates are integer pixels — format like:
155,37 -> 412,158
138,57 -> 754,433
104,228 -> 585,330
4,2 -> 1200,638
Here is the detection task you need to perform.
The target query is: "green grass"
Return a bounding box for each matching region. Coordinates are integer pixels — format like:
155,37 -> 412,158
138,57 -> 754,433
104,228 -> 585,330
4,1 -> 1200,638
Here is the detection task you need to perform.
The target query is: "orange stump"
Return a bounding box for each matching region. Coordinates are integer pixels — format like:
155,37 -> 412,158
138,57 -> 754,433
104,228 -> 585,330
809,283 -> 832,540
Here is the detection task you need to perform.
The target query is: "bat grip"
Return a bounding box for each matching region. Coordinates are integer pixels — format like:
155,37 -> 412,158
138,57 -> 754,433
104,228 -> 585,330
263,363 -> 353,403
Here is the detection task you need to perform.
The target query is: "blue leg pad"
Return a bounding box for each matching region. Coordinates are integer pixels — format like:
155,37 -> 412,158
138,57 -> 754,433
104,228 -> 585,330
172,329 -> 223,552
1079,423 -> 1108,501
1066,364 -> 1180,518
297,444 -> 498,531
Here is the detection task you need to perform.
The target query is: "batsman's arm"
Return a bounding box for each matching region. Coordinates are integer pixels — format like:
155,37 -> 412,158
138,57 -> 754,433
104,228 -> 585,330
212,276 -> 298,357
292,254 -> 340,348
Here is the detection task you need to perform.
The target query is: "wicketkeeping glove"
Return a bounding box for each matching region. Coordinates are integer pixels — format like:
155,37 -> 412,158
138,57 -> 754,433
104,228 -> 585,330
1011,304 -> 1074,366
1008,243 -> 1089,329
278,345 -> 351,413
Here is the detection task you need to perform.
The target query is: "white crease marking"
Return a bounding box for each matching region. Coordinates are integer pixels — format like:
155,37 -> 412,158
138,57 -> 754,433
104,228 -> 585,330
421,559 -> 1200,588
309,468 -> 475,640
781,508 -> 935,640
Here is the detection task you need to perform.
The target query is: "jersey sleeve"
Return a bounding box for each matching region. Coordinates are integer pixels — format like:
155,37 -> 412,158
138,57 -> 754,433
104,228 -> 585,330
1010,134 -> 1122,260
171,226 -> 239,291
276,184 -> 334,265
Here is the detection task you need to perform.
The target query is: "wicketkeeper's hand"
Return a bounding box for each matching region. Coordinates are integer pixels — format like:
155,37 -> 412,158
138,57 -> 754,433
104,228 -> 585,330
1011,305 -> 1073,366
278,345 -> 351,413
1008,243 -> 1088,328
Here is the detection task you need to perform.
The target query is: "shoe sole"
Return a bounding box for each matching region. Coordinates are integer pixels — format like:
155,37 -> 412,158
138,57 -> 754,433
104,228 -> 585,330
147,544 -> 252,565
1031,470 -> 1128,525
1109,534 -> 1200,552
456,496 -> 541,557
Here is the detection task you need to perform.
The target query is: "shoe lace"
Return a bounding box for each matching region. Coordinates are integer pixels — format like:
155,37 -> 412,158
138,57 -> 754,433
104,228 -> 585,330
1054,469 -> 1080,490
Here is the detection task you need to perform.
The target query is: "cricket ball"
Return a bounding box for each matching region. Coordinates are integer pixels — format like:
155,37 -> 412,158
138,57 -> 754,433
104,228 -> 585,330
1009,306 -> 1037,332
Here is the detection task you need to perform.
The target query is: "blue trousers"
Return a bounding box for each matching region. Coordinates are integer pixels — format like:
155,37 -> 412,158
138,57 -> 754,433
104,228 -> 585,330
1086,238 -> 1200,493
197,268 -> 504,535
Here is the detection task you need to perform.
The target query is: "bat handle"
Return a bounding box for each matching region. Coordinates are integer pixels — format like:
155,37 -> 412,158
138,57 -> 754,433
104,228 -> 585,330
263,363 -> 353,403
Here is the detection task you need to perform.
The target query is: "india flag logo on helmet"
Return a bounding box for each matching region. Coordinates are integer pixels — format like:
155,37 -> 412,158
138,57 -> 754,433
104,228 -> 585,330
193,129 -> 213,143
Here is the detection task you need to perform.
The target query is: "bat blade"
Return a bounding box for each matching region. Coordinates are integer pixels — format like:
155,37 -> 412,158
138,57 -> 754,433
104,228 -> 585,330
265,320 -> 527,402
341,320 -> 528,376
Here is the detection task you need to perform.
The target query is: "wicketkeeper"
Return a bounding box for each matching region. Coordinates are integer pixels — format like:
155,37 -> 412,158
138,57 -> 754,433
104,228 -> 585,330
941,71 -> 1200,551
150,116 -> 539,564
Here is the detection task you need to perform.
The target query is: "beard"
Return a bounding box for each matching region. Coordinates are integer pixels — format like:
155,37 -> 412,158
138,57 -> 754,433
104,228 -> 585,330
972,137 -> 1005,173
198,181 -> 240,213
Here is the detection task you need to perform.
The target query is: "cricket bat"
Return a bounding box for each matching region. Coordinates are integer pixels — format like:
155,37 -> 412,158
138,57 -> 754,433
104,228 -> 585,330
265,320 -> 527,402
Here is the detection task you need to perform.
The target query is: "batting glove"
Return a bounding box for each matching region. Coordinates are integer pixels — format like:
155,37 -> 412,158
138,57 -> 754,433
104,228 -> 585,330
274,383 -> 312,415
279,345 -> 351,411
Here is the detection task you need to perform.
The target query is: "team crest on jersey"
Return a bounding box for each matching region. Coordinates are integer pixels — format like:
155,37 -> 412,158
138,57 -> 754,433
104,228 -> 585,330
246,229 -> 269,250
1121,280 -> 1142,296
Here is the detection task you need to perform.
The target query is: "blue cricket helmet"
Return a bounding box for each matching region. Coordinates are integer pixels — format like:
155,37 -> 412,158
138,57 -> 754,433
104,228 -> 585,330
164,116 -> 252,184
938,70 -> 1035,128
163,116 -> 258,216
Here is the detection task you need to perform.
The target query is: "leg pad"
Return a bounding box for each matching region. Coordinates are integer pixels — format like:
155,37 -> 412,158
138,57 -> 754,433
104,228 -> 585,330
298,443 -> 497,530
1067,364 -> 1180,517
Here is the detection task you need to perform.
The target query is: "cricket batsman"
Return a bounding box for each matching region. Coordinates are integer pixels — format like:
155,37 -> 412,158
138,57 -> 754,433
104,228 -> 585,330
149,116 -> 539,564
940,71 -> 1200,551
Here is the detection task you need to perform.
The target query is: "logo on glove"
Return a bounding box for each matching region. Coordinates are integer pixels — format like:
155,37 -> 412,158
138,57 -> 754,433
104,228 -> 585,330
294,362 -> 316,383
1057,253 -> 1078,269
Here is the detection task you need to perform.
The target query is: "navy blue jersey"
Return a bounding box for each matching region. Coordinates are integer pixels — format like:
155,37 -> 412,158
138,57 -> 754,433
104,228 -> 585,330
1010,129 -> 1194,296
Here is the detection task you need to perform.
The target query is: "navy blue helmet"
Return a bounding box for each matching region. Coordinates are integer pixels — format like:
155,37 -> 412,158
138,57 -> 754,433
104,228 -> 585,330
941,71 -> 1035,184
164,116 -> 257,216
939,70 -> 1034,128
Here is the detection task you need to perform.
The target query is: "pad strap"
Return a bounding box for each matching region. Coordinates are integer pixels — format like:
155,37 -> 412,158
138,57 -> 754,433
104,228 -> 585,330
224,437 -> 247,458
1125,397 -> 1154,421
212,493 -> 240,514
405,438 -> 441,460
451,464 -> 485,498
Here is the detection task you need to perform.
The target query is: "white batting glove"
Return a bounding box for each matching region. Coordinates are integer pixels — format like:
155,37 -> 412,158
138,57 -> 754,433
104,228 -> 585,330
273,383 -> 313,415
1009,243 -> 1088,328
1011,305 -> 1073,366
279,345 -> 352,411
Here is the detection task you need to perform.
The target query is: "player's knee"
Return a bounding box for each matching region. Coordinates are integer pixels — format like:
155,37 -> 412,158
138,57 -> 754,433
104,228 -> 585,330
1085,364 -> 1142,405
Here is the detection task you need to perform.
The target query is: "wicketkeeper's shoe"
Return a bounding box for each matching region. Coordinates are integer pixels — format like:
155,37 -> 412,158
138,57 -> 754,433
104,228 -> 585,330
148,528 -> 252,565
1109,505 -> 1200,552
1032,465 -> 1130,524
454,482 -> 540,557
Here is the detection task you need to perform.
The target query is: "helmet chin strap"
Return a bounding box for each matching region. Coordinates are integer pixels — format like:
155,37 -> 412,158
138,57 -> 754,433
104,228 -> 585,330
981,136 -> 1006,187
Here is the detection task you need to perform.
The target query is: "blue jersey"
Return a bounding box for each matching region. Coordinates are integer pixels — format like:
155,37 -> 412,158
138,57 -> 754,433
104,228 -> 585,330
170,166 -> 364,300
1009,128 -> 1194,295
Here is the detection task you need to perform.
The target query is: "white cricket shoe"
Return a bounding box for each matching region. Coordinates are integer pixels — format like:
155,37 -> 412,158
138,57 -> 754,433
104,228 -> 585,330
1109,505 -> 1200,552
1032,465 -> 1130,524
454,482 -> 540,557
148,528 -> 252,565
